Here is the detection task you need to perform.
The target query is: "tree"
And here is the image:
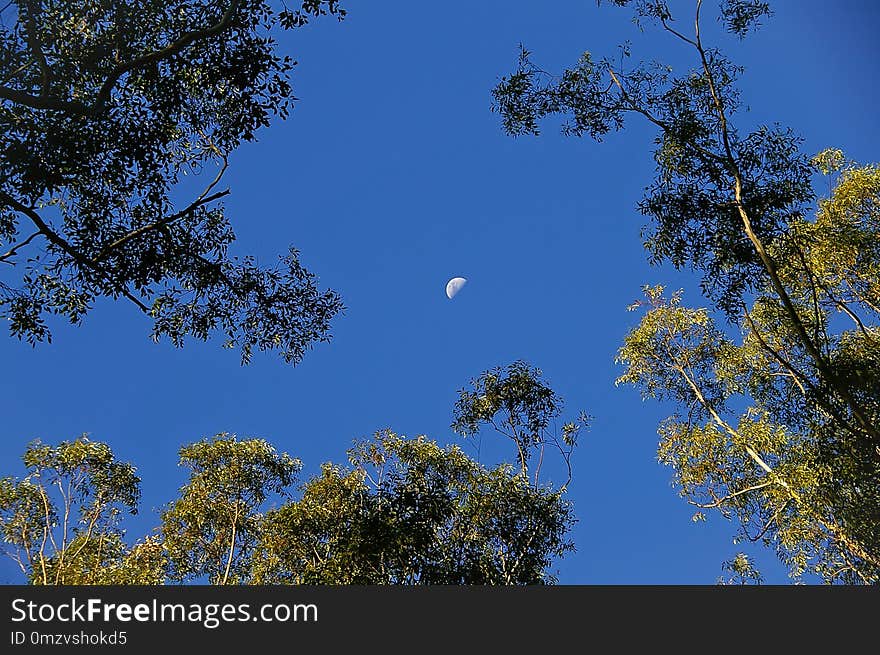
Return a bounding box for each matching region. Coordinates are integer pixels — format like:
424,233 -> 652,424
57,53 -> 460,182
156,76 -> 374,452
1,364 -> 580,585
160,433 -> 300,584
0,1 -> 345,364
251,430 -> 575,584
492,1 -> 879,582
452,360 -> 588,489
618,280 -> 879,583
0,435 -> 155,584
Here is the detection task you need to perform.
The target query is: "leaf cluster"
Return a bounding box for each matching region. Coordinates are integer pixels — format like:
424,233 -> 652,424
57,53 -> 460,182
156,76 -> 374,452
0,1 -> 345,363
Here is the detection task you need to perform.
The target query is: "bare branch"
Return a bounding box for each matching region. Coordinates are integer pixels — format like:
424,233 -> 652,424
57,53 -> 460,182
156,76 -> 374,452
688,480 -> 775,509
0,230 -> 41,263
660,16 -> 699,49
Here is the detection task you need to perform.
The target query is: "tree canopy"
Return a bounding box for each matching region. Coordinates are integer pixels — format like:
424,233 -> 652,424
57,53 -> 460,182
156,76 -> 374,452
0,363 -> 580,585
452,360 -> 588,490
0,436 -> 157,584
161,433 -> 301,584
493,0 -> 879,582
253,431 -> 574,584
0,0 -> 345,364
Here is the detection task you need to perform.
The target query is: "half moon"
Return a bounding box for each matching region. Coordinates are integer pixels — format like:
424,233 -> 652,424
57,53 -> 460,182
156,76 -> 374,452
445,277 -> 467,299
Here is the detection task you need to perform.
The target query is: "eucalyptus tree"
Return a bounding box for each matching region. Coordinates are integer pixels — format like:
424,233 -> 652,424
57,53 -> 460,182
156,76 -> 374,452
0,1 -> 345,364
252,430 -> 575,585
0,436 -> 161,584
452,360 -> 588,490
492,1 -> 879,582
160,433 -> 300,584
2,364 -> 582,585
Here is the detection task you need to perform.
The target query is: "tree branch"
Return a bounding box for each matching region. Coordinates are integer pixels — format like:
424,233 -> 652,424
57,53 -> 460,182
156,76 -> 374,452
747,498 -> 790,542
92,189 -> 229,264
689,480 -> 774,509
92,134 -> 229,263
0,230 -> 41,263
742,305 -> 809,397
221,499 -> 241,585
0,0 -> 243,117
0,191 -> 151,313
689,0 -> 880,447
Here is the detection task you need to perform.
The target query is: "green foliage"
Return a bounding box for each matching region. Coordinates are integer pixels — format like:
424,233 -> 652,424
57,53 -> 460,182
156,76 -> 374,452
0,436 -> 143,584
494,0 -> 879,583
2,365 -> 579,586
252,431 -> 575,584
160,433 -> 301,584
717,552 -> 763,585
452,360 -> 588,488
617,269 -> 880,582
34,533 -> 167,585
492,0 -> 812,317
0,1 -> 344,364
719,1 -> 772,38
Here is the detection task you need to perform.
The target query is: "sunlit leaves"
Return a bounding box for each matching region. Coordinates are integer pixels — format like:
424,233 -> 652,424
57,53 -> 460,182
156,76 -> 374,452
160,433 -> 301,584
717,552 -> 763,584
2,367 -> 580,586
252,431 -> 575,585
34,533 -> 167,585
0,436 -> 142,585
618,260 -> 880,582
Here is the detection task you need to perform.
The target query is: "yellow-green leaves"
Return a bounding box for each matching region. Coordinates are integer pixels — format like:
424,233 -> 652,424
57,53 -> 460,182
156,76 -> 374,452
161,434 -> 301,585
811,148 -> 846,176
0,436 -> 142,585
619,259 -> 880,582
251,431 -> 574,585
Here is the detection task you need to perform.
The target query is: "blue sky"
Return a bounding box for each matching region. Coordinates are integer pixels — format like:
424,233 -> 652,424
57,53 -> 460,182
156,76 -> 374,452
2,0 -> 878,584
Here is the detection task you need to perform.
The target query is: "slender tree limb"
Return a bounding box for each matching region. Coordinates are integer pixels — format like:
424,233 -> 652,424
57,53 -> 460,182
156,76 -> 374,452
810,273 -> 878,345
742,305 -> 809,397
747,499 -> 790,543
65,506 -> 102,582
689,480 -> 775,509
843,277 -> 880,316
0,230 -> 41,263
52,477 -> 70,585
607,67 -> 727,166
1,58 -> 37,85
92,189 -> 229,264
660,16 -> 699,49
0,191 -> 151,313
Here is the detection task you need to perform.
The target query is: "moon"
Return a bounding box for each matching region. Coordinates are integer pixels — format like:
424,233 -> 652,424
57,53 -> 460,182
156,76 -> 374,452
445,276 -> 467,299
